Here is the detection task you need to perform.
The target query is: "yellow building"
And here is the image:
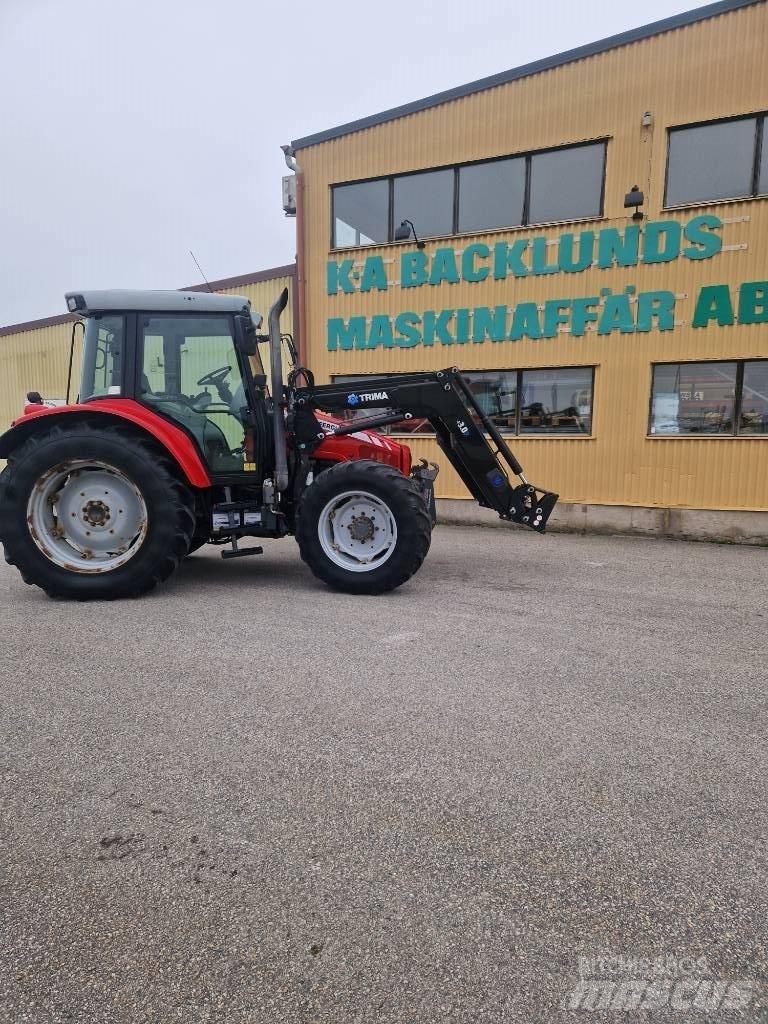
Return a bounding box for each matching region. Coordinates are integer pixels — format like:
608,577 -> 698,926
287,0 -> 768,541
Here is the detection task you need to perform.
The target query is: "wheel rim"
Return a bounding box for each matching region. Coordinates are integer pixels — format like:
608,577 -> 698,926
317,489 -> 397,573
26,459 -> 148,574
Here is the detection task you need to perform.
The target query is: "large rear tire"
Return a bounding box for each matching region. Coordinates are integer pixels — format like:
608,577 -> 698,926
0,422 -> 195,600
295,460 -> 431,594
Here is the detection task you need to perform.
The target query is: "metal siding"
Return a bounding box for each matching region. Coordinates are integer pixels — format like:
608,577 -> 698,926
299,3 -> 768,510
0,321 -> 80,432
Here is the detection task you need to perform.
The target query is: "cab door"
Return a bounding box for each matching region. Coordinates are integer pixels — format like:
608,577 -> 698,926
137,313 -> 259,477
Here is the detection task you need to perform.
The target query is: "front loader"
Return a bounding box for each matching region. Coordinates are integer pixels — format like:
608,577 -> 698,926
0,287 -> 558,600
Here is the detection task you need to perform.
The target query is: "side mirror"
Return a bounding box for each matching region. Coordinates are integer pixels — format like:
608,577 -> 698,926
234,314 -> 258,356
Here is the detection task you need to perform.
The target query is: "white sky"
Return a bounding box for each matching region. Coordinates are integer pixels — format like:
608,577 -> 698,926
0,0 -> 714,326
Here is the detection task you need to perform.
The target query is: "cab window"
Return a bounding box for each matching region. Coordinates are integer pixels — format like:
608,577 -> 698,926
138,314 -> 249,472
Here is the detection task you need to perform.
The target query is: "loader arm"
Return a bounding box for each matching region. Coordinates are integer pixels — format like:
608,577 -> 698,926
291,367 -> 559,533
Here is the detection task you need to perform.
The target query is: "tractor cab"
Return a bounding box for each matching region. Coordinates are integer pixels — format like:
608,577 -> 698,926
71,289 -> 270,479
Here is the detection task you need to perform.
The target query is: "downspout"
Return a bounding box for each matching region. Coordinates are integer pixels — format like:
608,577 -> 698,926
281,145 -> 306,365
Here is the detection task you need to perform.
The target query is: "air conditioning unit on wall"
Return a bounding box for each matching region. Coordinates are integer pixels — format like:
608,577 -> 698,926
282,175 -> 297,217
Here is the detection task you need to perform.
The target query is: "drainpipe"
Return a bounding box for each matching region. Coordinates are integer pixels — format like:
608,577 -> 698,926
281,144 -> 306,365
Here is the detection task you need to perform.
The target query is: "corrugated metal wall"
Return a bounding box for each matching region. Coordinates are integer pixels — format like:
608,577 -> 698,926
296,2 -> 768,510
0,272 -> 294,439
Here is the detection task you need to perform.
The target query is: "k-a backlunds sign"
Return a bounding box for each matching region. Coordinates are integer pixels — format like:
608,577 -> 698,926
325,215 -> 767,351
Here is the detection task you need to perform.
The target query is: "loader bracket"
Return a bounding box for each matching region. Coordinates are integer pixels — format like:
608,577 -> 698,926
506,484 -> 559,534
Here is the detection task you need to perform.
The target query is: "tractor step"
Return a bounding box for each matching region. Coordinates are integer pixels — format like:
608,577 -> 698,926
221,545 -> 263,560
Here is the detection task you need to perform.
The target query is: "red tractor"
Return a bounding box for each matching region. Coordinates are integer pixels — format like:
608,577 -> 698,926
0,288 -> 557,600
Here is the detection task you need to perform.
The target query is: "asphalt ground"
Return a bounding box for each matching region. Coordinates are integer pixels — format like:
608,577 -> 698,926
0,525 -> 766,1023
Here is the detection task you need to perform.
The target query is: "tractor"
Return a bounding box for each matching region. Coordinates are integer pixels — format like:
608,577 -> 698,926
0,288 -> 558,599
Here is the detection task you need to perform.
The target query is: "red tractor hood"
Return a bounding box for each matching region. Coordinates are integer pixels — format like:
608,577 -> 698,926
312,414 -> 412,475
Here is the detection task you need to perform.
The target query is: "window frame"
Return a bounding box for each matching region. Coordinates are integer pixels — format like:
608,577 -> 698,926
648,358 -> 768,438
330,139 -> 609,250
331,365 -> 596,437
663,111 -> 768,210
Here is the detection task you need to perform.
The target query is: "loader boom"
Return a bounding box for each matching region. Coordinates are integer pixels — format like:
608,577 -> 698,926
291,367 -> 559,533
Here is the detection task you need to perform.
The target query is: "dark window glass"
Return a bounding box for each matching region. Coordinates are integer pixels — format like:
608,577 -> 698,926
759,128 -> 768,196
519,368 -> 593,434
463,371 -> 517,435
333,180 -> 389,248
458,158 -> 525,233
666,119 -> 756,206
528,143 -> 604,224
80,315 -> 124,400
393,169 -> 454,239
739,361 -> 768,434
650,362 -> 737,435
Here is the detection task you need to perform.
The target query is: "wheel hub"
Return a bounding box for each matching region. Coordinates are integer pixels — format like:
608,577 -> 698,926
347,514 -> 376,543
82,499 -> 111,527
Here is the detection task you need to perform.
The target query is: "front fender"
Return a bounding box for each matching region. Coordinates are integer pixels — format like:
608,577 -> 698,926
0,400 -> 211,488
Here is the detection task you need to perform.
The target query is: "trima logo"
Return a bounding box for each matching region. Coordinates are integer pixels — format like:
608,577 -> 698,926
347,391 -> 389,405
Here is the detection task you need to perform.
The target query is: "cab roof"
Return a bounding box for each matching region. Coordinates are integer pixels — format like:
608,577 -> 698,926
65,289 -> 251,317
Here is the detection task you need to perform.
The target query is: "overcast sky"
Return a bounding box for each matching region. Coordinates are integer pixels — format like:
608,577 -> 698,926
0,0 -> 713,326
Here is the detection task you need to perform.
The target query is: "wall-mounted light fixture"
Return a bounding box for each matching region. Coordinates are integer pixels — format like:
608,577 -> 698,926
624,185 -> 645,221
394,219 -> 425,249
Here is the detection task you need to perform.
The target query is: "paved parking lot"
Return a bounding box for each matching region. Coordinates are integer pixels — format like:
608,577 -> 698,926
1,525 -> 766,1023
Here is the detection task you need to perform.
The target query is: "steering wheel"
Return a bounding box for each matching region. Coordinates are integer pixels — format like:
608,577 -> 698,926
197,365 -> 232,388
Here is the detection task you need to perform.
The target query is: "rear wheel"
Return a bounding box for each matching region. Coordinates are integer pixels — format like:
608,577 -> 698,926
296,460 -> 431,594
0,422 -> 195,599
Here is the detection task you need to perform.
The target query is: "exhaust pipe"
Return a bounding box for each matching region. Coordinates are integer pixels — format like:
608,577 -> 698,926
268,288 -> 290,493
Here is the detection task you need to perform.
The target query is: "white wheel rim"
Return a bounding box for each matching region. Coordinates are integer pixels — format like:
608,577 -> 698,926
317,489 -> 397,573
26,459 -> 148,574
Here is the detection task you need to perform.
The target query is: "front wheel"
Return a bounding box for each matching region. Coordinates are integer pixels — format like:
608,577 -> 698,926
295,460 -> 431,594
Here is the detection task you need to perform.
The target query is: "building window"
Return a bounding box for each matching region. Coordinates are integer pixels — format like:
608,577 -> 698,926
528,143 -> 605,224
393,169 -> 454,239
518,367 -> 594,434
331,367 -> 594,436
331,140 -> 607,249
458,158 -> 526,234
333,179 -> 389,248
650,360 -> 768,436
665,114 -> 767,208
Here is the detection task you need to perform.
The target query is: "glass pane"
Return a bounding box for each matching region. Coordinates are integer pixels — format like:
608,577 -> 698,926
458,158 -> 525,233
739,361 -> 768,434
463,371 -> 517,435
333,180 -> 389,248
140,315 -> 247,470
666,119 -> 756,206
80,316 -> 124,400
650,362 -> 737,435
519,368 -> 593,434
393,169 -> 454,239
528,144 -> 604,223
759,121 -> 768,195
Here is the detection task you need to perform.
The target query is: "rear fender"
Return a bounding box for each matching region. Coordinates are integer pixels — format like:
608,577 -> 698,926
0,400 -> 211,487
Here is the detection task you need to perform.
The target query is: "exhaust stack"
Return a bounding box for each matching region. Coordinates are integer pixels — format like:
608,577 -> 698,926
268,288 -> 290,493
